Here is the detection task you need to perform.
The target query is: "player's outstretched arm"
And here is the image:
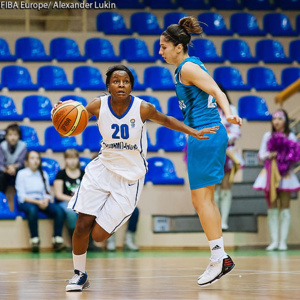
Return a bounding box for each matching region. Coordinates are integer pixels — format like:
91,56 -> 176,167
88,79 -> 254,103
140,101 -> 218,140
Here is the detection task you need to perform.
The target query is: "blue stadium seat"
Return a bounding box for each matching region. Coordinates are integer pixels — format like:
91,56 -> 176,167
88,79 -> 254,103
245,0 -> 277,10
15,37 -> 51,62
73,66 -> 106,91
297,15 -> 300,35
1,66 -> 38,91
214,67 -> 251,91
97,12 -> 132,35
256,39 -> 292,63
37,66 -> 74,91
222,39 -> 258,63
147,132 -> 159,152
20,125 -> 47,152
131,12 -> 162,35
156,127 -> 187,152
50,38 -> 86,62
82,125 -> 102,152
22,95 -> 52,121
147,0 -> 179,9
213,0 -> 244,10
198,13 -> 233,36
263,13 -> 298,36
44,126 -> 83,152
247,67 -> 282,91
281,67 -> 300,88
179,0 -> 212,9
278,0 -> 300,10
60,95 -> 88,106
137,95 -> 163,113
230,13 -> 265,36
126,66 -> 146,91
79,156 -> 92,170
238,96 -> 272,121
189,39 -> 224,63
290,40 -> 300,63
0,38 -> 16,61
153,39 -> 164,62
164,12 -> 188,30
114,0 -> 146,8
0,192 -> 16,219
41,157 -> 61,186
167,96 -> 184,121
0,95 -> 23,121
120,38 -> 155,62
144,66 -> 174,90
85,38 -> 121,62
145,157 -> 184,185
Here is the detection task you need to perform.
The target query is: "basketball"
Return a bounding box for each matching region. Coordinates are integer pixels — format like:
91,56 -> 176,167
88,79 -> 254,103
52,100 -> 89,137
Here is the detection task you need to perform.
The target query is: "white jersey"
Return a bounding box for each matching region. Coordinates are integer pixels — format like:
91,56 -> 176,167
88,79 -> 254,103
97,95 -> 148,181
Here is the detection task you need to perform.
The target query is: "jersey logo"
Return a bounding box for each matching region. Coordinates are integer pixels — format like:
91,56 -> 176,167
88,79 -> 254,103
179,100 -> 186,110
130,119 -> 135,128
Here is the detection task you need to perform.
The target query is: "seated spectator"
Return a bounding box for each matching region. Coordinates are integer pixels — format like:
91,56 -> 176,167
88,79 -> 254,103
0,123 -> 27,194
15,150 -> 66,253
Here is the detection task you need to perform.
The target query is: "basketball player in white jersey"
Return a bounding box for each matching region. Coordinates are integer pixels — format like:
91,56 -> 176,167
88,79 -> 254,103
51,65 -> 219,292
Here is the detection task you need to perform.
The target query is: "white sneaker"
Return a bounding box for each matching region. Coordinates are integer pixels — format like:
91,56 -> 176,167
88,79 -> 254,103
66,269 -> 90,292
266,242 -> 278,251
198,255 -> 235,287
106,235 -> 116,252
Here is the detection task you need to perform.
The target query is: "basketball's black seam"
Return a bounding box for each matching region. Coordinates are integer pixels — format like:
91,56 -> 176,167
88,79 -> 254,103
69,106 -> 87,136
56,103 -> 82,131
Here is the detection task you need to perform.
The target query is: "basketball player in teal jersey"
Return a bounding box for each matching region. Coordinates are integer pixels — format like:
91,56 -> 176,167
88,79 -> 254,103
159,16 -> 242,286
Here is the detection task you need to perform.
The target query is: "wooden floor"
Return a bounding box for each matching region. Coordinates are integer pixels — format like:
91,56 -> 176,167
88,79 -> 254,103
1,250 -> 300,300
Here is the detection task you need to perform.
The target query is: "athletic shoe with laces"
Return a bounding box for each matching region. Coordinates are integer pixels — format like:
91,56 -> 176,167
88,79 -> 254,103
198,255 -> 235,287
66,269 -> 90,292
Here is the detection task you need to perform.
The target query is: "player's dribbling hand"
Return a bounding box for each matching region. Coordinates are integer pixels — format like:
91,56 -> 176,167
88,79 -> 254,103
51,101 -> 63,119
226,115 -> 242,127
194,126 -> 219,140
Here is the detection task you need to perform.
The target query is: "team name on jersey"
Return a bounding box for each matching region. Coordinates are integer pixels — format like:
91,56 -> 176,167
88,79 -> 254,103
101,141 -> 138,151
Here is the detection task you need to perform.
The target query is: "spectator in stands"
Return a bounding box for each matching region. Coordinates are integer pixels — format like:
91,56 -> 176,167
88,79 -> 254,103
215,84 -> 244,231
54,149 -> 102,252
253,109 -> 300,251
15,150 -> 66,253
106,207 -> 140,251
0,123 -> 27,194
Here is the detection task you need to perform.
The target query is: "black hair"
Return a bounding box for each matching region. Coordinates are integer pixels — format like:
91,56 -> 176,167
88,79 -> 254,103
271,109 -> 290,136
105,65 -> 135,90
216,83 -> 232,105
5,123 -> 22,139
161,16 -> 203,53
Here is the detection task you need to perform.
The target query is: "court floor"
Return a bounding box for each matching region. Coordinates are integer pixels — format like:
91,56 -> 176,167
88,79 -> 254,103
1,250 -> 300,300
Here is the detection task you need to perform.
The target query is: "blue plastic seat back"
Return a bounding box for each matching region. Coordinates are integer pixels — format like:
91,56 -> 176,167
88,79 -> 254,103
97,12 -> 132,34
44,126 -> 82,152
79,156 -> 92,171
247,67 -> 282,91
0,192 -> 16,219
1,66 -> 38,90
281,67 -> 300,88
198,13 -> 232,35
179,0 -> 212,9
238,95 -> 272,121
290,40 -> 300,63
120,38 -> 155,62
147,132 -> 159,152
22,95 -> 52,121
156,127 -> 187,152
147,0 -> 179,9
167,96 -> 184,121
41,157 -> 61,185
214,0 -> 244,10
114,0 -> 146,8
263,13 -> 297,36
145,157 -> 184,184
37,66 -> 74,90
297,15 -> 300,35
85,38 -> 120,62
126,66 -> 146,91
0,38 -> 16,61
214,67 -> 250,91
164,12 -> 188,30
20,125 -> 46,151
15,37 -> 51,61
131,12 -> 162,35
222,39 -> 257,63
137,95 -> 163,113
82,125 -> 102,152
0,95 -> 23,120
73,66 -> 106,90
144,66 -> 174,90
256,39 -> 291,63
50,37 -> 86,61
153,39 -> 164,62
60,95 -> 88,106
245,0 -> 277,10
230,13 -> 265,36
189,39 -> 224,62
279,0 -> 300,9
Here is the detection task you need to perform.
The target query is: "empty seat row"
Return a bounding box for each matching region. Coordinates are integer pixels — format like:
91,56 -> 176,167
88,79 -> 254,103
95,12 -> 300,36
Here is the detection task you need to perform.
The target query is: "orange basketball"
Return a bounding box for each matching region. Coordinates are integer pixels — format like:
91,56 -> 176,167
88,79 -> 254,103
52,100 -> 89,137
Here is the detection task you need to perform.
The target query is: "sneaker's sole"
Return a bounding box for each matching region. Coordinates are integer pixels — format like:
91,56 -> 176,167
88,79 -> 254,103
66,280 -> 90,292
198,263 -> 235,287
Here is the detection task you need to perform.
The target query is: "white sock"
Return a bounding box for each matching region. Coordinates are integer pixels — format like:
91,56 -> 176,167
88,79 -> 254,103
73,252 -> 87,273
208,237 -> 226,261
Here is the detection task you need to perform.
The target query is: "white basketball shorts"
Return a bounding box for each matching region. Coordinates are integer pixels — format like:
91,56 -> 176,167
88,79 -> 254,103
68,157 -> 144,234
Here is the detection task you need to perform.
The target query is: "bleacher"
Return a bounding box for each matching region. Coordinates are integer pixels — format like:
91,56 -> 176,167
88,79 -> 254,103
0,0 -> 299,250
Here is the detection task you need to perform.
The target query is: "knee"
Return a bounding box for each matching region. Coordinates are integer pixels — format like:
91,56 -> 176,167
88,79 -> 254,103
27,205 -> 38,217
74,218 -> 93,237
